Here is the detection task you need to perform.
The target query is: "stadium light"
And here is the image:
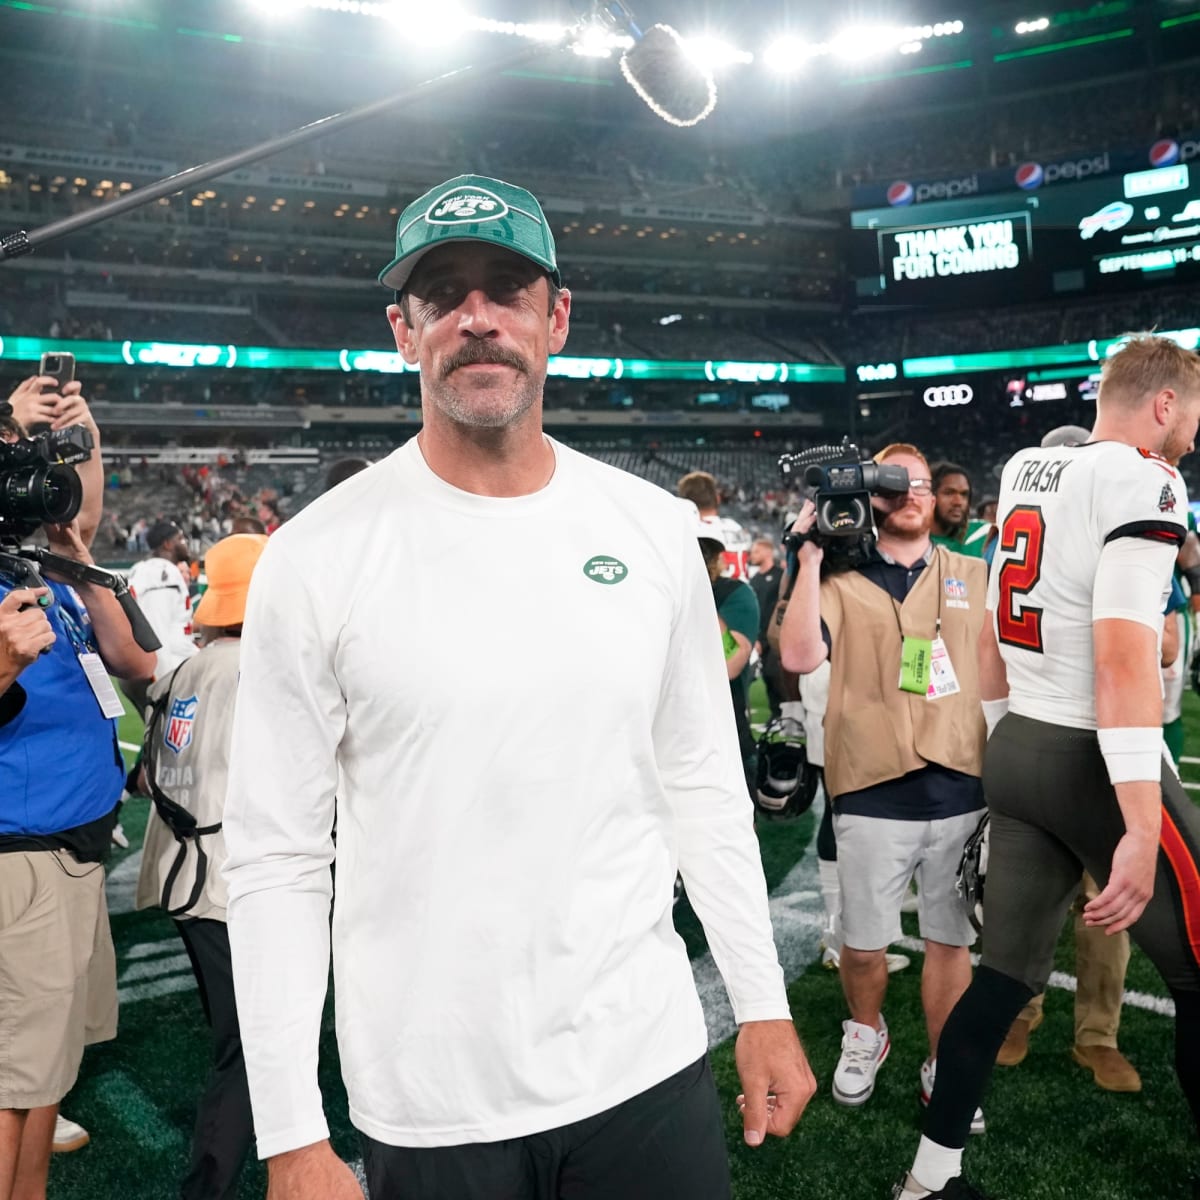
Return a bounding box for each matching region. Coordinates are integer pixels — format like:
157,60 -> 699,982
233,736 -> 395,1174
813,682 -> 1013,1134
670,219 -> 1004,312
1015,17 -> 1051,34
571,23 -> 632,57
762,35 -> 821,73
378,0 -> 466,45
473,17 -> 567,43
829,25 -> 905,61
681,35 -> 754,69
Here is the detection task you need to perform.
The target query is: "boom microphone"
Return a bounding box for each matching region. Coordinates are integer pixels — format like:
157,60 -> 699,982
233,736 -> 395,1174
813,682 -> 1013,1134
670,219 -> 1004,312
592,1 -> 718,127
0,4 -> 719,263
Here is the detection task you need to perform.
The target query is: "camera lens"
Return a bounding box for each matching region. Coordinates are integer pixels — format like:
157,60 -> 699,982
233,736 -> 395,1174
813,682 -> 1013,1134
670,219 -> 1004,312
0,464 -> 83,526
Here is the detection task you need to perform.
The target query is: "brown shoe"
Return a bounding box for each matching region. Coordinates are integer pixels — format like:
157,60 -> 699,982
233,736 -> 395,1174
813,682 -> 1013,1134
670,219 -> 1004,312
996,1010 -> 1044,1067
1072,1044 -> 1142,1093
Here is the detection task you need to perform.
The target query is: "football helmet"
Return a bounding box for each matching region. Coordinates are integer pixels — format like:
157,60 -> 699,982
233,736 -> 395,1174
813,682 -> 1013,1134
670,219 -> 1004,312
956,810 -> 990,932
754,717 -> 818,818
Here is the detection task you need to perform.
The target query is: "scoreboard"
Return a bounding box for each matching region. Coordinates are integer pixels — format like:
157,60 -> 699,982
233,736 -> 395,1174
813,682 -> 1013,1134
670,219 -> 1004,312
850,164 -> 1200,307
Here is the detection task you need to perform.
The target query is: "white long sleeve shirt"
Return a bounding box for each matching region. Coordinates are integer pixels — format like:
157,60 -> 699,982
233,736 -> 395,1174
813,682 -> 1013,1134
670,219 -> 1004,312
223,437 -> 789,1158
126,555 -> 197,678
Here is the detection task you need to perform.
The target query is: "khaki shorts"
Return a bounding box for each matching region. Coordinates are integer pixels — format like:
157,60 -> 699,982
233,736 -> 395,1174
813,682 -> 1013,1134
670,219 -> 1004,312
833,810 -> 982,951
0,851 -> 117,1108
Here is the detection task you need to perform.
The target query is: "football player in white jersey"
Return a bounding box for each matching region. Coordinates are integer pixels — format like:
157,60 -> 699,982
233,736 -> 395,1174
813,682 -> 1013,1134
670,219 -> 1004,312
893,334 -> 1200,1200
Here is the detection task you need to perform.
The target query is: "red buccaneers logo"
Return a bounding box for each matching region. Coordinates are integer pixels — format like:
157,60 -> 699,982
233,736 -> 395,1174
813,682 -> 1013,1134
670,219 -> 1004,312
1158,484 -> 1177,514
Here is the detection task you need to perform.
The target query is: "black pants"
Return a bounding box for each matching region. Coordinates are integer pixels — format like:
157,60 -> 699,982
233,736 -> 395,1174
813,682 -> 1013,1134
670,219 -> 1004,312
360,1056 -> 732,1200
175,917 -> 254,1200
923,713 -> 1200,1150
981,714 -> 1200,994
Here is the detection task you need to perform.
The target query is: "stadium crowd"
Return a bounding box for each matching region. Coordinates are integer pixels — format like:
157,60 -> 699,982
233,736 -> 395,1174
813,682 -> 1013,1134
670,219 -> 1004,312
7,5 -> 1200,1192
2,161 -> 1200,1200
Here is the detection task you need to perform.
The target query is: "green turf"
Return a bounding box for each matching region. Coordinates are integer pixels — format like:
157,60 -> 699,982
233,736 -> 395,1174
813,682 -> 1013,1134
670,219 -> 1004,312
44,683 -> 1200,1198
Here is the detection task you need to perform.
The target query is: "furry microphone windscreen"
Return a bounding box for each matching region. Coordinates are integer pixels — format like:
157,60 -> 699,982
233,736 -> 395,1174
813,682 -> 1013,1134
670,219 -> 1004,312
619,24 -> 717,128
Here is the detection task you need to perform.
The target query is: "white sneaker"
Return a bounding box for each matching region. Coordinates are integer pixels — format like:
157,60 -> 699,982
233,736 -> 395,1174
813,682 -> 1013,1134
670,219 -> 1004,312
885,952 -> 911,974
832,1016 -> 890,1106
52,1114 -> 90,1153
111,822 -> 129,849
919,1056 -> 986,1134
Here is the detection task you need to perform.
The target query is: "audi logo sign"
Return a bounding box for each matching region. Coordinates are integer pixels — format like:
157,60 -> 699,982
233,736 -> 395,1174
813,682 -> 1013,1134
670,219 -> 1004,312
923,384 -> 974,408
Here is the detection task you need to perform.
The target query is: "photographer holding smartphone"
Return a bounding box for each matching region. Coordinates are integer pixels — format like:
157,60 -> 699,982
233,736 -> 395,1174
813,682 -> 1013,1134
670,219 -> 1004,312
6,362 -> 103,551
0,394 -> 154,1199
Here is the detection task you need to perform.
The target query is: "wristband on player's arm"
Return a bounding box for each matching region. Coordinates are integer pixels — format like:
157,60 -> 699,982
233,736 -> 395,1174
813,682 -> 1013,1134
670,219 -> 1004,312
1097,726 -> 1163,784
981,697 -> 1008,738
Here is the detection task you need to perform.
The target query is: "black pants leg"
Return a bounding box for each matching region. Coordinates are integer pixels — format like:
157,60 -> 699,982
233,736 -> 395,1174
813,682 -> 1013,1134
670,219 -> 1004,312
360,1056 -> 731,1200
175,918 -> 254,1200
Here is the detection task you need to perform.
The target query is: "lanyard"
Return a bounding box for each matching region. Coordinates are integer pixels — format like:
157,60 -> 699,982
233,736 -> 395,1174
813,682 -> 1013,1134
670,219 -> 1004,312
52,596 -> 96,657
887,553 -> 944,643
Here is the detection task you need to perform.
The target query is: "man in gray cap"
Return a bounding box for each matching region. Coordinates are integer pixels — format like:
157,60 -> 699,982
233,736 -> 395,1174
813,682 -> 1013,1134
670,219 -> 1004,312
223,175 -> 815,1200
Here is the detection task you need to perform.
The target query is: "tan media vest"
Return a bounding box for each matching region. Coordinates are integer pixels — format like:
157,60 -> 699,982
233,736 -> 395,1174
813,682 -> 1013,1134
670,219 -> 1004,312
820,545 -> 987,799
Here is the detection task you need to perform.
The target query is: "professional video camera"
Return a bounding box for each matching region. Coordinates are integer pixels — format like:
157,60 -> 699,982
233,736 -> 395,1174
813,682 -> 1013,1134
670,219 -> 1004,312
0,424 -> 93,541
778,438 -> 910,568
0,420 -> 160,654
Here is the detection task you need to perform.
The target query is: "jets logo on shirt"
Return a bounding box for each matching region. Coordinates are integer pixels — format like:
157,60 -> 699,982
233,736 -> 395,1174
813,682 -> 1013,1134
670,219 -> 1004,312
164,695 -> 198,755
583,556 -> 628,585
1159,484 -> 1178,514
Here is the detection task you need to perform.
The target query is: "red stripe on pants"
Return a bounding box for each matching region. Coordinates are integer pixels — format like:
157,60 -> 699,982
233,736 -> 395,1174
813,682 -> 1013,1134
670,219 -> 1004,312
1161,807 -> 1200,967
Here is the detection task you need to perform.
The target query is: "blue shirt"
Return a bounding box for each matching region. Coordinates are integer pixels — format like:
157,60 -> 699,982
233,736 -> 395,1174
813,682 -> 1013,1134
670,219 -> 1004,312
0,579 -> 125,837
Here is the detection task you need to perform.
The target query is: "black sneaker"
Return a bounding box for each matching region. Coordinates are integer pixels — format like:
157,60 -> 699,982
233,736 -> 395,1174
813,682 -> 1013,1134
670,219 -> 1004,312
890,1174 -> 992,1199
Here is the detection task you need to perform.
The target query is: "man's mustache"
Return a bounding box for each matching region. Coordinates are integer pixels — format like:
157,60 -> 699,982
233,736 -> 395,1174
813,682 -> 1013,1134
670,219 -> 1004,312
442,342 -> 529,378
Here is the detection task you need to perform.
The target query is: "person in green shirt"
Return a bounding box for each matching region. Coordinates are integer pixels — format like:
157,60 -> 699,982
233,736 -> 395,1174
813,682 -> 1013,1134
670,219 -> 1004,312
689,507 -> 760,793
929,462 -> 989,558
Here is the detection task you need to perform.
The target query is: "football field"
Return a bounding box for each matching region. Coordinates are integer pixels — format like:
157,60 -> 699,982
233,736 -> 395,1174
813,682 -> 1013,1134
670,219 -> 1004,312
51,687 -> 1199,1199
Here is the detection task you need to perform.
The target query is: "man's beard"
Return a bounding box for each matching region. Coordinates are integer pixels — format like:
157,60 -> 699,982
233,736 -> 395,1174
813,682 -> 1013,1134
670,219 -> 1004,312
879,504 -> 932,540
426,342 -> 541,429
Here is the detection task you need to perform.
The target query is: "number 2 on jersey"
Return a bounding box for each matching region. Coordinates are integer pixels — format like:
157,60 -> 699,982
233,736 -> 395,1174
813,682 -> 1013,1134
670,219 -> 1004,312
997,505 -> 1046,653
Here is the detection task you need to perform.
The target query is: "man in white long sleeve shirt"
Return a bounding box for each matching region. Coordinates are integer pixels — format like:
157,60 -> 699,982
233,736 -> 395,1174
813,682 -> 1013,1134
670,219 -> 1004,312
126,521 -> 196,685
223,174 -> 814,1200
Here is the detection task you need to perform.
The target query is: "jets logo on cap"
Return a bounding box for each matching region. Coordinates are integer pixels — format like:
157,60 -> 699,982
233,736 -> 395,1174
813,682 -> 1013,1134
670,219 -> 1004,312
427,188 -> 509,224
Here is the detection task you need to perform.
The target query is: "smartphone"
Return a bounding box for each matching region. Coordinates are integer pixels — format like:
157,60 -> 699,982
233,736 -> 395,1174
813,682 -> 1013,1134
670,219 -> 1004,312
40,351 -> 75,394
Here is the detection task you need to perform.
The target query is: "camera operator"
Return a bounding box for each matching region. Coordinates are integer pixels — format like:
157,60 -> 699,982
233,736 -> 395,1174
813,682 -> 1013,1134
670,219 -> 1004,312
778,442 -> 987,1120
6,375 -> 104,551
0,414 -> 156,1200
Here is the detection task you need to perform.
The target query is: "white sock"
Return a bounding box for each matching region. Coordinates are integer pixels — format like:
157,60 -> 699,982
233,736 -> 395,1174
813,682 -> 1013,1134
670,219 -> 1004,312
909,1135 -> 962,1194
818,858 -> 841,947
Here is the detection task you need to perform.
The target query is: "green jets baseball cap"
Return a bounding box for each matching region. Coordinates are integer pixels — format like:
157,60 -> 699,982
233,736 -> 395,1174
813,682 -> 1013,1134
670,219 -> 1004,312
378,174 -> 561,294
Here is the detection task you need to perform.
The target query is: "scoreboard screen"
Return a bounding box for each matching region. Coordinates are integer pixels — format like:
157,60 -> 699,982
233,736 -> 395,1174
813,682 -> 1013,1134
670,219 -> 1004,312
850,164 -> 1200,307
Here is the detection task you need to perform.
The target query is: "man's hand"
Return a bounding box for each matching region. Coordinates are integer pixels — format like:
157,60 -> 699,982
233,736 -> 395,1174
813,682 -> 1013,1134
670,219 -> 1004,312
733,1018 -> 816,1146
1083,824 -> 1159,935
0,588 -> 56,672
48,382 -> 94,432
788,501 -> 823,568
44,519 -> 95,568
266,1141 -> 364,1200
6,376 -> 60,431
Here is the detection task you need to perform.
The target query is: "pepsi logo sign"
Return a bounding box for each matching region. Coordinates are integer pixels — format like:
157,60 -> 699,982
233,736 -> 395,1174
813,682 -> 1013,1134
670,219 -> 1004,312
887,181 -> 914,207
923,384 -> 974,408
1014,154 -> 1111,190
1150,139 -> 1181,167
1015,162 -> 1044,190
